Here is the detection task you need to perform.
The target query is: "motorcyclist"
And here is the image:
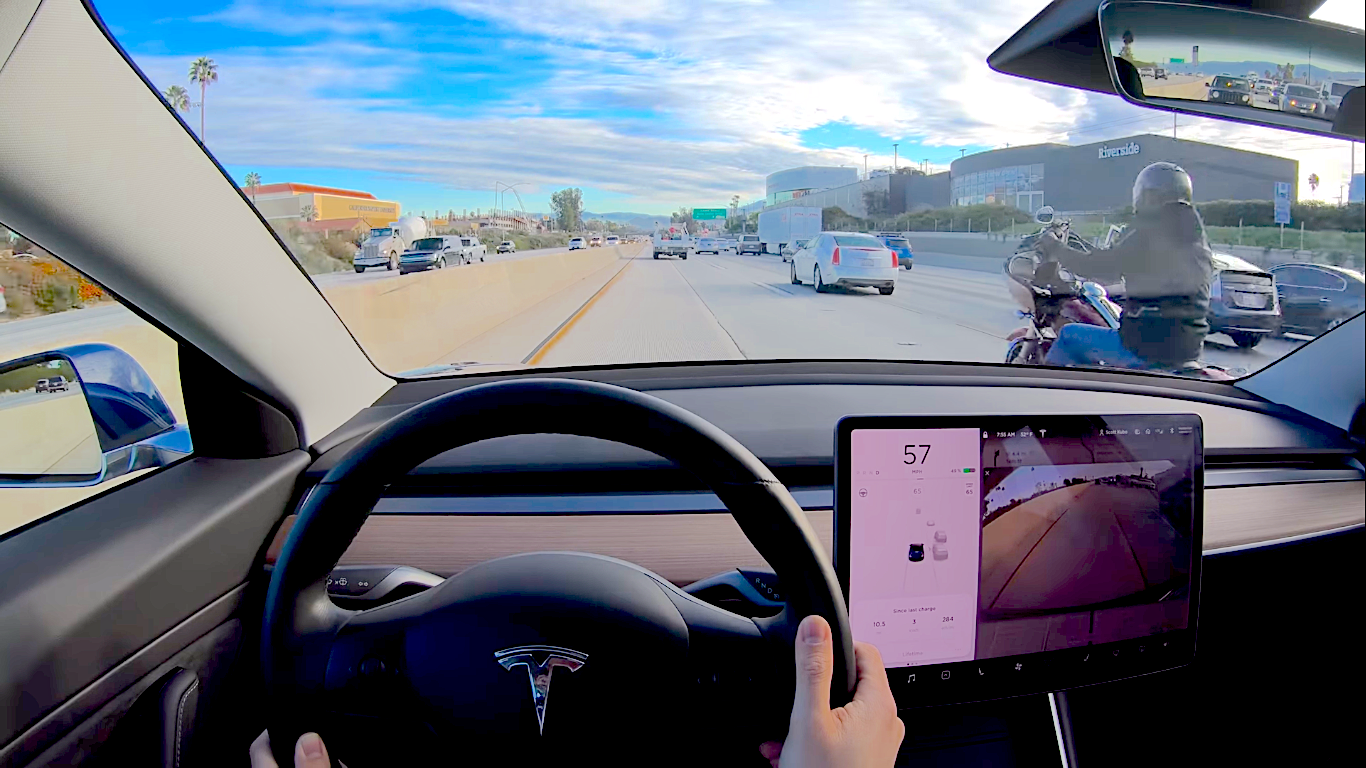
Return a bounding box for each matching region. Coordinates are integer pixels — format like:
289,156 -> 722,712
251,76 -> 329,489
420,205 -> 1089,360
1039,161 -> 1214,371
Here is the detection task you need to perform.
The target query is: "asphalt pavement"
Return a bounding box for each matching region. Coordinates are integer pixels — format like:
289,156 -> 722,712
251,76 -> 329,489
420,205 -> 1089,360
1,245 -> 1305,377
532,249 -> 1302,374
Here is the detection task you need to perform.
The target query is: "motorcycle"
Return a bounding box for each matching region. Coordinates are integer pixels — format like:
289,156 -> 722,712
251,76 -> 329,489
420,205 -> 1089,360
1003,207 -> 1234,381
1004,208 -> 1121,366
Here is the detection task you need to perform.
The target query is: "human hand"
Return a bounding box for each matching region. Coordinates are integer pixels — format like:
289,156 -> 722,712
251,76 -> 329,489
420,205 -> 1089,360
249,729 -> 332,768
758,615 -> 905,768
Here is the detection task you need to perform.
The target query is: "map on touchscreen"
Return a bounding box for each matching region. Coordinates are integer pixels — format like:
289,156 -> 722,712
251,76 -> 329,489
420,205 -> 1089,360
847,417 -> 1198,669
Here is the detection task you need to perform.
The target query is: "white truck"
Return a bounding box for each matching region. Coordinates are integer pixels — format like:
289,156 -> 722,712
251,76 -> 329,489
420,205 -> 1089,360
652,228 -> 692,260
355,215 -> 429,273
758,206 -> 821,256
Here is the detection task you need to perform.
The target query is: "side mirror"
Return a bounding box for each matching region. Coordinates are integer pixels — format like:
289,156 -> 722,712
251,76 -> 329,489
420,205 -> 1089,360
0,343 -> 191,488
1035,205 -> 1056,224
1098,1 -> 1364,140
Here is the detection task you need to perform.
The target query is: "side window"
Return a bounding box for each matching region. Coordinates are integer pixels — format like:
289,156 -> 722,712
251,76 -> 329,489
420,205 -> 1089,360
1304,269 -> 1347,291
1,224 -> 191,536
1274,266 -> 1309,287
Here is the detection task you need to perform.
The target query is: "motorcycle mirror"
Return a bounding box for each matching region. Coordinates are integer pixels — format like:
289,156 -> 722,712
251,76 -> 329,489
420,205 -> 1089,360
1034,206 -> 1055,224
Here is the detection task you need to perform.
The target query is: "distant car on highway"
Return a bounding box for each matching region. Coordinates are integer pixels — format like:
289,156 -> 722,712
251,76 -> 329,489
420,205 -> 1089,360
1279,84 -> 1324,116
1319,80 -> 1356,119
874,232 -> 914,269
1152,66 -> 1166,80
780,239 -> 809,262
1269,263 -> 1364,337
590,235 -> 604,247
35,375 -> 69,393
606,235 -> 620,246
496,241 -> 516,254
568,237 -> 587,250
1254,78 -> 1276,95
789,232 -> 898,295
737,234 -> 763,255
1138,66 -> 1154,78
695,238 -> 722,254
1207,75 -> 1252,106
399,236 -> 464,274
1208,253 -> 1281,348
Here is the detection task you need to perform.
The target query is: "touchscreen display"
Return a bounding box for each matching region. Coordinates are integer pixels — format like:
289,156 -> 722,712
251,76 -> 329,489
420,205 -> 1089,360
838,415 -> 1201,701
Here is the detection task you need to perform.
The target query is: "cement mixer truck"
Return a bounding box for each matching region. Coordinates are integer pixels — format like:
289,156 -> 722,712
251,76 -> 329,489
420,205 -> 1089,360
355,216 -> 429,273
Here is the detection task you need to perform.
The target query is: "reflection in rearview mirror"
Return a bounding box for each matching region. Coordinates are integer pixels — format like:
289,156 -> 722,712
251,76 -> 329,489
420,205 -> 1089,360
0,357 -> 102,478
1099,1 -> 1364,139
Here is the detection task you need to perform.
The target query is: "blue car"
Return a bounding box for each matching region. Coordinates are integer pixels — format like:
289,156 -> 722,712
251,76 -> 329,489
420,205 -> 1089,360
875,232 -> 913,269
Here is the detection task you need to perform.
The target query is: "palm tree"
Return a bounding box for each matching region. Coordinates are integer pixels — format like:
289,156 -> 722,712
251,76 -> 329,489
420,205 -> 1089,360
244,172 -> 261,202
188,57 -> 218,142
162,84 -> 189,113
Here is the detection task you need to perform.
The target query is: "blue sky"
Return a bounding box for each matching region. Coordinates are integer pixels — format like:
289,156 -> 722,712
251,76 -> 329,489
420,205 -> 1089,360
93,0 -> 1364,214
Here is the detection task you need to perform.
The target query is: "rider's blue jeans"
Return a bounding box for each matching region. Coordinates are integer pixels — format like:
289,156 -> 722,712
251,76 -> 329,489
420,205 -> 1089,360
1044,323 -> 1147,369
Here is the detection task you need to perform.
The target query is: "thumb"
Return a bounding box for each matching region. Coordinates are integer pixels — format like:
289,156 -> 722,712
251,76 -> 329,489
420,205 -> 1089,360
791,614 -> 834,720
294,732 -> 330,768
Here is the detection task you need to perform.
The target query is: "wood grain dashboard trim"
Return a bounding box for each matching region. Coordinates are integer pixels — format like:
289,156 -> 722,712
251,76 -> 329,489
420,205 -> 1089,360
265,482 -> 1364,585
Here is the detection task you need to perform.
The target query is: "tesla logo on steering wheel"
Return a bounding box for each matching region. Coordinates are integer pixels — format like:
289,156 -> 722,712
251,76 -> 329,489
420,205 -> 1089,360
494,645 -> 588,734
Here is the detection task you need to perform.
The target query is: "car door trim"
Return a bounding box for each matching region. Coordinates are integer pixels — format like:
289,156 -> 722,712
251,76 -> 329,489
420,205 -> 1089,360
0,583 -> 245,767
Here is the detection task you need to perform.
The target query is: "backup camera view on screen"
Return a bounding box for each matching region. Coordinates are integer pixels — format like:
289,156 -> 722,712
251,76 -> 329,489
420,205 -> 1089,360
847,417 -> 1197,670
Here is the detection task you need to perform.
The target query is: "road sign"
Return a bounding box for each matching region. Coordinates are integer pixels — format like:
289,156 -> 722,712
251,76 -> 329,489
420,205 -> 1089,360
692,208 -> 726,221
1274,182 -> 1292,225
1169,57 -> 1184,63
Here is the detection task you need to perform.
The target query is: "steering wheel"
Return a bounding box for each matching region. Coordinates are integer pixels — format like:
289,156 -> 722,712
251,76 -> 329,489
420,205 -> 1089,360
262,379 -> 855,766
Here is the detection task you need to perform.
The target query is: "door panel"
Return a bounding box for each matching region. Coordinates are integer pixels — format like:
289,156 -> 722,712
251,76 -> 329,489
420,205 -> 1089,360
0,452 -> 309,764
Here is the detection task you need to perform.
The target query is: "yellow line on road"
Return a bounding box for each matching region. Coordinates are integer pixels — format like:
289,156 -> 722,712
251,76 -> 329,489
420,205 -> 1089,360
525,256 -> 635,366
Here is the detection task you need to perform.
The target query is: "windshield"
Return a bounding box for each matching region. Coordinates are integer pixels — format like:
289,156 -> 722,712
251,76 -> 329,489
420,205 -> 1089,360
1286,85 -> 1319,98
834,235 -> 886,248
411,238 -> 444,251
94,1 -> 1365,380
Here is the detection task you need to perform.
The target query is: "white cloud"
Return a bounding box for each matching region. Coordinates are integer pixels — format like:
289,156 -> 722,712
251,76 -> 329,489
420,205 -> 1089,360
139,0 -> 1361,208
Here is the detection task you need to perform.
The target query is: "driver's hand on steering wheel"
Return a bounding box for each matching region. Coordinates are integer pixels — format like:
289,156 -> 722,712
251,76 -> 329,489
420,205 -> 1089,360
245,614 -> 903,768
1036,228 -> 1063,258
758,615 -> 905,768
249,729 -> 335,768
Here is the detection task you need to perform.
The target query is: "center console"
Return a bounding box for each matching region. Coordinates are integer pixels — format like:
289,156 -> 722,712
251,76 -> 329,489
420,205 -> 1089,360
835,414 -> 1203,708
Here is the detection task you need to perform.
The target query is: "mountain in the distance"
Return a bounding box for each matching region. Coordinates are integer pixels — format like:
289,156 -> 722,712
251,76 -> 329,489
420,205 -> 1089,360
583,211 -> 668,225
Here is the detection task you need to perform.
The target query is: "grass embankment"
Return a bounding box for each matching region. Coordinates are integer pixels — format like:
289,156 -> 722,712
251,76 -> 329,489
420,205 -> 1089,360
0,254 -> 110,319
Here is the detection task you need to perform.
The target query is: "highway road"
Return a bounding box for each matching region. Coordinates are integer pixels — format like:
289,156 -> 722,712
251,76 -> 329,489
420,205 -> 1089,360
1,245 -> 1306,377
523,249 -> 1303,374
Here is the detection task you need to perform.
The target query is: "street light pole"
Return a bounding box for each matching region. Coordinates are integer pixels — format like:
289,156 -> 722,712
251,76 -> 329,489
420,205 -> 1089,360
892,144 -> 899,172
864,154 -> 869,179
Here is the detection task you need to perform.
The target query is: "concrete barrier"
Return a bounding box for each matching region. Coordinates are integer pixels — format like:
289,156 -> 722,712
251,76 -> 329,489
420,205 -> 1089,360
319,244 -> 636,373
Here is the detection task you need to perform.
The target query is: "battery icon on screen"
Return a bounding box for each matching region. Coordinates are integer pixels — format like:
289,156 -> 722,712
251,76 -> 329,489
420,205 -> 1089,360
962,468 -> 976,473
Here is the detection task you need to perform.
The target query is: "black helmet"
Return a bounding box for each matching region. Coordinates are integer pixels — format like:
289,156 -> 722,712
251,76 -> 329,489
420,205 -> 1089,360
1132,161 -> 1193,213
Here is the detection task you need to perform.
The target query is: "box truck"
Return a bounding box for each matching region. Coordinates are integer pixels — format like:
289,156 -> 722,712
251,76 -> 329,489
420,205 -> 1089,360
759,207 -> 821,256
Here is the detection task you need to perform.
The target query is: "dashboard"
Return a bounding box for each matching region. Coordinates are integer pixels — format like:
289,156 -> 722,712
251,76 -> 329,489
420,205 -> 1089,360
261,364 -> 1363,765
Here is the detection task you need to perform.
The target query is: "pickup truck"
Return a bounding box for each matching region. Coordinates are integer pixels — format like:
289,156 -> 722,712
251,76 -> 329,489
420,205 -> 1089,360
652,231 -> 692,260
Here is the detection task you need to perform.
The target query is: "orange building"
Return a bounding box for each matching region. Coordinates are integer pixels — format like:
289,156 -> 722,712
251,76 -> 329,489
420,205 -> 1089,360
241,183 -> 401,228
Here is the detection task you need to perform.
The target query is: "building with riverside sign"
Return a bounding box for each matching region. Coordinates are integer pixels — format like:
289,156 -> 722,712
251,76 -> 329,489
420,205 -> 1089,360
949,134 -> 1297,214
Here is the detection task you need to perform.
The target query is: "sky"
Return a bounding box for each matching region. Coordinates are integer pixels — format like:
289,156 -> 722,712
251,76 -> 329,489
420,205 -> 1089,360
94,0 -> 1365,216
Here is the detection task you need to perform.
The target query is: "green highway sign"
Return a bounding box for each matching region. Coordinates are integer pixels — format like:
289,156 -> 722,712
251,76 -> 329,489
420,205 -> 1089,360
692,208 -> 727,220
1169,57 -> 1184,63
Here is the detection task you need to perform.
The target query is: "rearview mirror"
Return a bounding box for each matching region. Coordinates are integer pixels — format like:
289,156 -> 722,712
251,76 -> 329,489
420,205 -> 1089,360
1035,205 -> 1056,224
0,343 -> 191,488
1099,1 -> 1364,139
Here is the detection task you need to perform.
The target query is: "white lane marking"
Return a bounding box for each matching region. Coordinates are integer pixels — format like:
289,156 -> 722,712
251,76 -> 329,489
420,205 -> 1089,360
753,281 -> 796,298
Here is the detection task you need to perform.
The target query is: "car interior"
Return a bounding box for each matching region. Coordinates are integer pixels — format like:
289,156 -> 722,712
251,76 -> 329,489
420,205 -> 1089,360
0,0 -> 1362,767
